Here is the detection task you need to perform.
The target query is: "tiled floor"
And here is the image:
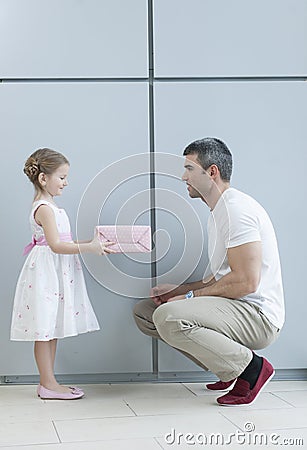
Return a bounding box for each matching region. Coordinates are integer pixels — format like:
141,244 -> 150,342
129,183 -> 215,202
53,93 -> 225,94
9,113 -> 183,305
1,381 -> 307,449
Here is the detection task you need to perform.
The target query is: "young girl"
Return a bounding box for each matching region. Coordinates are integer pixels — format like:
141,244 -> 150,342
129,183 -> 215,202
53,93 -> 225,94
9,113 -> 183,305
10,148 -> 114,400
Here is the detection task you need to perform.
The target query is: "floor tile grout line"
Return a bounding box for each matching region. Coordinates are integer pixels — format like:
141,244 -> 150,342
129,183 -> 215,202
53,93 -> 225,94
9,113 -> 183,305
268,388 -> 307,393
51,420 -> 62,444
6,404 -> 301,427
154,435 -> 165,449
269,391 -> 300,408
217,401 -> 301,432
217,411 -> 246,432
265,426 -> 307,431
180,382 -> 197,397
51,413 -> 138,423
123,401 -> 138,416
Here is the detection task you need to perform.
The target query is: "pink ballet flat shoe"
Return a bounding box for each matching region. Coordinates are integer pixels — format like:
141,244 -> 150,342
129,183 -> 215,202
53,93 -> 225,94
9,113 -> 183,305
37,384 -> 84,397
38,385 -> 84,400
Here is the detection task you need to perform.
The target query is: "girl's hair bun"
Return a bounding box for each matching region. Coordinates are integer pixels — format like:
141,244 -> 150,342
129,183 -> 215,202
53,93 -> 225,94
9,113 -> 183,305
24,157 -> 40,181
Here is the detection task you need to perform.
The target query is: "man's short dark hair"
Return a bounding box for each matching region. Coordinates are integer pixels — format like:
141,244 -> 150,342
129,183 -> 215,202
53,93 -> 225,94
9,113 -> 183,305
183,137 -> 233,182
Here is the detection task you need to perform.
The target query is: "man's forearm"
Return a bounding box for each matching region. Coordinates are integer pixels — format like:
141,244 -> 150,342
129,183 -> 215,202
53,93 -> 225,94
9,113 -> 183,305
194,271 -> 257,299
176,276 -> 216,295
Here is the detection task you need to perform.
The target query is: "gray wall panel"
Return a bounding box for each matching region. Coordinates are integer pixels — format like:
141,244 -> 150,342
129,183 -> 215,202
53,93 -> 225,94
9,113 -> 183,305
0,0 -> 148,78
0,82 -> 152,375
154,81 -> 307,370
154,0 -> 307,77
1,1 -> 305,381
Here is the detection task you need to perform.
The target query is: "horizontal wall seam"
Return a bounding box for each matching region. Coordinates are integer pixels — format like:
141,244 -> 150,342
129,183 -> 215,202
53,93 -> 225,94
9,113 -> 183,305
155,76 -> 307,82
0,78 -> 149,83
2,368 -> 307,384
1,76 -> 306,83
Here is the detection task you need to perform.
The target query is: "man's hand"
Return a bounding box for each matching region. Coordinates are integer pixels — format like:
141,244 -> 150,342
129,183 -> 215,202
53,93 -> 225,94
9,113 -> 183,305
150,283 -> 180,306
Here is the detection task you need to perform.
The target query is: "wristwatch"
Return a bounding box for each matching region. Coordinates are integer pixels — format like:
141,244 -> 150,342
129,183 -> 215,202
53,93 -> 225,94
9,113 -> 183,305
185,290 -> 194,299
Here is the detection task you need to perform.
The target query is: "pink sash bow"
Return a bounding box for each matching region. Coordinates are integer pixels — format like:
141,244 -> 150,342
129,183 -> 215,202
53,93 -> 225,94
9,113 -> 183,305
23,232 -> 72,256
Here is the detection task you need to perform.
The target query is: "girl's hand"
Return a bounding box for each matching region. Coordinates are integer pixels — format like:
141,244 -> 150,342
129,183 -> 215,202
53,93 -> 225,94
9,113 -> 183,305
90,229 -> 116,255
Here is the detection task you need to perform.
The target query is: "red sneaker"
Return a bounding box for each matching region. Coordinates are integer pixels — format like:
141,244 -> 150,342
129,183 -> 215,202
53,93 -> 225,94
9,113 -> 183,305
206,379 -> 236,391
217,357 -> 274,406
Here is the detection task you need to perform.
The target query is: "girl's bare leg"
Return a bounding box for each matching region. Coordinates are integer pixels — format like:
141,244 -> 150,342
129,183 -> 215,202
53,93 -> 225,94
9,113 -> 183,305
34,340 -> 71,393
50,338 -> 57,371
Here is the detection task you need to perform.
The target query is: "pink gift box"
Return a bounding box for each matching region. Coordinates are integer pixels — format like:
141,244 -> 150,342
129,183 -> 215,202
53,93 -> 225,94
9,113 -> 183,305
96,225 -> 152,253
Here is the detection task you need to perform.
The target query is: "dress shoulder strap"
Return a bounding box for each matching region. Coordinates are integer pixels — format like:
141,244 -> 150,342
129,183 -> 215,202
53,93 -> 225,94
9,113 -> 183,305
31,200 -> 57,220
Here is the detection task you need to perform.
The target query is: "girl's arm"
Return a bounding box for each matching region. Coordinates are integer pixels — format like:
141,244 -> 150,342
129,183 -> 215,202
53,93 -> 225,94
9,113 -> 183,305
35,204 -> 113,255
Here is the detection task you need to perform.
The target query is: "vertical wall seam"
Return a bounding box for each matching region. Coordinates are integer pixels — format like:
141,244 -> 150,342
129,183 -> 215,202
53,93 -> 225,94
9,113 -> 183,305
148,0 -> 159,375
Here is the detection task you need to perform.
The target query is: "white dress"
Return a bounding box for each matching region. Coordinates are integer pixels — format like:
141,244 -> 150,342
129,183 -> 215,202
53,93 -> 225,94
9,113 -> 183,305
11,200 -> 100,341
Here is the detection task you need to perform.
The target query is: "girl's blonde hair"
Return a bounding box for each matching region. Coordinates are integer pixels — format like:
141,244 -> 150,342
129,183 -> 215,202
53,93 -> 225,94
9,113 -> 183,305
24,148 -> 69,196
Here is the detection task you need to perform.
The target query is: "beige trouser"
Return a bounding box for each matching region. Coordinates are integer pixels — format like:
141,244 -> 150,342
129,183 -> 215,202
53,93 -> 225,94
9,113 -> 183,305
133,297 -> 279,381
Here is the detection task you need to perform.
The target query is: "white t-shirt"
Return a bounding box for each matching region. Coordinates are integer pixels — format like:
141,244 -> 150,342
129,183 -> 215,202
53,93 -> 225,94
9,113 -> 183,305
207,187 -> 285,329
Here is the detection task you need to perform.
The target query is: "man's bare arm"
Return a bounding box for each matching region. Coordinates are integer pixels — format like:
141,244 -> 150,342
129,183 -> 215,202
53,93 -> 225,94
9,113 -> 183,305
179,274 -> 216,294
194,242 -> 262,299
